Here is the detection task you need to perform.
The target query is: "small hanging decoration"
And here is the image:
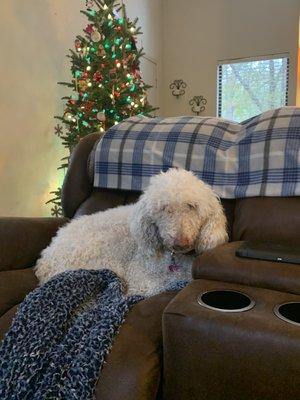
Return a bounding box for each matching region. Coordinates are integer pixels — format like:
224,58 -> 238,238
78,79 -> 88,91
75,40 -> 82,51
81,101 -> 94,114
97,112 -> 106,122
51,204 -> 62,218
189,95 -> 207,115
54,124 -> 63,137
84,24 -> 94,35
98,44 -> 106,57
85,0 -> 94,7
93,71 -> 103,81
91,30 -> 102,42
109,68 -> 117,80
169,79 -> 187,98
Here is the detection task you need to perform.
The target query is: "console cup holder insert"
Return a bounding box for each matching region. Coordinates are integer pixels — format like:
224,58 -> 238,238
198,290 -> 255,313
274,302 -> 300,326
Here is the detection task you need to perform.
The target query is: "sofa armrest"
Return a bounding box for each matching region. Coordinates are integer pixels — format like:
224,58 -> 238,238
0,268 -> 38,317
162,280 -> 300,400
0,217 -> 68,272
192,241 -> 300,295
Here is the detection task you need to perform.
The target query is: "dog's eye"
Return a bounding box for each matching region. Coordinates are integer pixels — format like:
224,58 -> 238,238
187,203 -> 197,210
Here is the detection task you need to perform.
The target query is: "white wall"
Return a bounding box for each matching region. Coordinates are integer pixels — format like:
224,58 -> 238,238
162,0 -> 300,117
0,0 -> 162,217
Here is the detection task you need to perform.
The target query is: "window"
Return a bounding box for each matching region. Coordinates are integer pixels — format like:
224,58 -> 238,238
217,55 -> 289,122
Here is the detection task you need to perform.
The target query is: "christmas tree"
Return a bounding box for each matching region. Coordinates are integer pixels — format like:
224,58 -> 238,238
48,0 -> 156,217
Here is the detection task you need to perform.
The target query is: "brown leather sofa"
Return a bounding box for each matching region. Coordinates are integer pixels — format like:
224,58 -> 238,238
1,133 -> 299,399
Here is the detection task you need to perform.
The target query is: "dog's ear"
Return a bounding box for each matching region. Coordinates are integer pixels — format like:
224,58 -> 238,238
195,202 -> 228,253
130,195 -> 161,255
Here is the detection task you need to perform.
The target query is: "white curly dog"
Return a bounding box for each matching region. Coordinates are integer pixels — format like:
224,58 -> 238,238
35,169 -> 228,296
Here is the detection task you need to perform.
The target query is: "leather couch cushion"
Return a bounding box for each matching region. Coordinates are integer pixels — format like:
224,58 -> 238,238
75,188 -> 140,218
233,197 -> 300,245
0,217 -> 68,271
193,241 -> 300,295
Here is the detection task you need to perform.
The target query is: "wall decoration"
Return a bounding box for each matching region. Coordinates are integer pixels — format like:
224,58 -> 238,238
169,79 -> 187,98
189,95 -> 207,115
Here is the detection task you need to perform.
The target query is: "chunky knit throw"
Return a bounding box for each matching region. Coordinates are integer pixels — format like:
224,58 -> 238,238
0,269 -> 187,400
0,269 -> 144,400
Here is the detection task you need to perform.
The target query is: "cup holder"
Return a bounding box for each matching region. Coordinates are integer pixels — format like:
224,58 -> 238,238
274,302 -> 300,326
198,290 -> 255,313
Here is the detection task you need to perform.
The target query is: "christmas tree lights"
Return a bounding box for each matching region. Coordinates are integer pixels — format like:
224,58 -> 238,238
48,0 -> 156,216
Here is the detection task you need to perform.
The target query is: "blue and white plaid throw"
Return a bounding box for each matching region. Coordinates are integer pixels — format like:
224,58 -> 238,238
94,107 -> 300,198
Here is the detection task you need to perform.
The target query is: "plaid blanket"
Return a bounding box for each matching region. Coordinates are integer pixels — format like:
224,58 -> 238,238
94,107 -> 300,198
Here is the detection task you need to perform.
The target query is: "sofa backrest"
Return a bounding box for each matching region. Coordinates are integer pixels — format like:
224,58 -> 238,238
62,134 -> 300,245
233,197 -> 300,246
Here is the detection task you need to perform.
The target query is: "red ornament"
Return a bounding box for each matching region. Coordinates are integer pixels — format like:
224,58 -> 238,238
93,71 -> 103,81
100,63 -> 106,69
82,72 -> 88,79
68,99 -> 76,105
82,101 -> 94,114
116,26 -> 122,32
85,24 -> 94,34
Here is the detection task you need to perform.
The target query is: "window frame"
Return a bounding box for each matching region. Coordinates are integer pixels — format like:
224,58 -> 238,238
217,53 -> 290,119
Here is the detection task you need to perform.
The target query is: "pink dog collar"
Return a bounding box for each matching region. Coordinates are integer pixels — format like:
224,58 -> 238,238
168,251 -> 182,272
168,263 -> 181,272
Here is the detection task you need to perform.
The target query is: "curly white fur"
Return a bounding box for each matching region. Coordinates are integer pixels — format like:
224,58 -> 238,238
35,169 -> 228,296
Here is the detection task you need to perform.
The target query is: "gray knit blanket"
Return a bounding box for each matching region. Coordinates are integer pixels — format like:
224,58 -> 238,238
0,270 -> 144,400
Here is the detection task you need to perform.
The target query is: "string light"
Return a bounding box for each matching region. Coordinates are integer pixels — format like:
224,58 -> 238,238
116,62 -> 121,68
86,66 -> 91,71
87,82 -> 92,87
